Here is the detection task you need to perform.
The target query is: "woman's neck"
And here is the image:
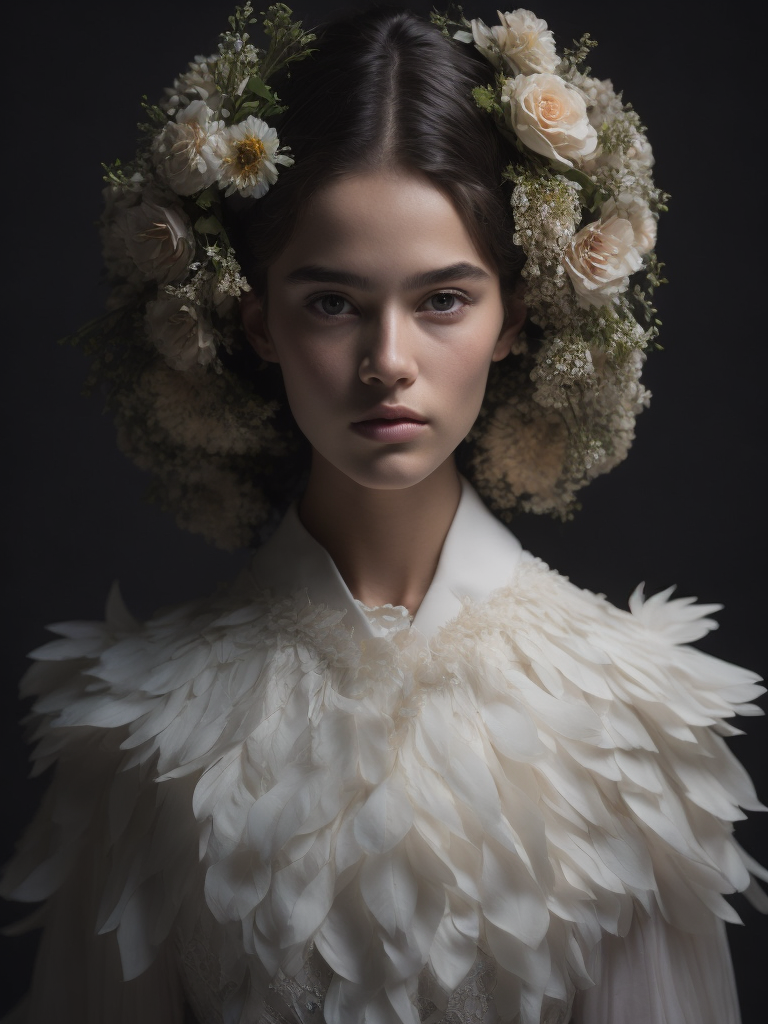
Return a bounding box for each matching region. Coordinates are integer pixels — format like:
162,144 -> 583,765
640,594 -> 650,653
298,456 -> 462,616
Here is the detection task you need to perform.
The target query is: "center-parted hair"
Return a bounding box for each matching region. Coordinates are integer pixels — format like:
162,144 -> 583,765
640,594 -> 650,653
228,8 -> 523,291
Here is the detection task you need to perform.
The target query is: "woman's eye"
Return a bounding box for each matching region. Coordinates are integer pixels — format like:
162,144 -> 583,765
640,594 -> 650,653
422,292 -> 468,315
311,294 -> 354,317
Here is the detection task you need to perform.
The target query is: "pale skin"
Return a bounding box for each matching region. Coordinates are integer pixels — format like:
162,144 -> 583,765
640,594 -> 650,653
242,167 -> 526,614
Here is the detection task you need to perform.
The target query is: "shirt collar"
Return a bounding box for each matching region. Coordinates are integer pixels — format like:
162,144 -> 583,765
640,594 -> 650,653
249,477 -> 526,639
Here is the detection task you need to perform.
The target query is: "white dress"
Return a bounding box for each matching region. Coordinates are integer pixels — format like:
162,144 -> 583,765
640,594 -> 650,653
2,479 -> 766,1024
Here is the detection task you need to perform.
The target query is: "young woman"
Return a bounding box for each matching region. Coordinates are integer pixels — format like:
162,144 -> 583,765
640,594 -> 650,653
2,3 -> 765,1023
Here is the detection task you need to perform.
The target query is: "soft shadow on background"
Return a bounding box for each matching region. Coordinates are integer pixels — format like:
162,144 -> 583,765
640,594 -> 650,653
3,0 -> 766,1018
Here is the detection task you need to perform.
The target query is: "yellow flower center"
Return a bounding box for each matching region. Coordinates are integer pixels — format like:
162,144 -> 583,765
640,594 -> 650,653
235,135 -> 266,174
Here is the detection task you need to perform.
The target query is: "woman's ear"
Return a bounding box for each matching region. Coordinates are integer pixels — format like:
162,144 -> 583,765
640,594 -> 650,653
240,289 -> 280,363
492,279 -> 528,363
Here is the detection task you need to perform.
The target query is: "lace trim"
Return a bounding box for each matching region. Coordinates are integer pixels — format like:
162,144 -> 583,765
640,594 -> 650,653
354,599 -> 413,636
176,924 -> 572,1024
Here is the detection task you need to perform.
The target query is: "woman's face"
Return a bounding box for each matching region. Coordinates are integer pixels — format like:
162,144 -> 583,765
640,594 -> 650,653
243,168 -> 523,492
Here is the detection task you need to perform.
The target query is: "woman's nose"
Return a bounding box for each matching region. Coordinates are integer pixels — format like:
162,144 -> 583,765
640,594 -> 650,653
358,310 -> 418,387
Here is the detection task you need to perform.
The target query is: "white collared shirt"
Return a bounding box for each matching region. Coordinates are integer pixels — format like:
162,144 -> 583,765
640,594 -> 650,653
251,476 -> 531,639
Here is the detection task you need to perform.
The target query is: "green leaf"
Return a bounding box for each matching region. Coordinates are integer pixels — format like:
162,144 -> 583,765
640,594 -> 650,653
234,100 -> 270,118
560,167 -> 605,211
195,215 -> 224,235
244,76 -> 276,101
195,187 -> 218,211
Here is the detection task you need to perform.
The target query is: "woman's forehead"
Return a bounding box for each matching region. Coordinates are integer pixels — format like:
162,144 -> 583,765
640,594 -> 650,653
270,168 -> 496,284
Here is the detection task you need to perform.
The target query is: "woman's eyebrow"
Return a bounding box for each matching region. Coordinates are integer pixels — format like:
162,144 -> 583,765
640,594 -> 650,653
284,262 -> 491,289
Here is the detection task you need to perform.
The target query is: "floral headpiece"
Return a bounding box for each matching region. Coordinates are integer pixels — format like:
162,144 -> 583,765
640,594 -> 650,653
73,4 -> 666,548
428,7 -> 667,521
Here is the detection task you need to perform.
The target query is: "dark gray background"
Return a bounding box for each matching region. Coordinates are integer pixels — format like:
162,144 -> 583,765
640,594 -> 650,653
3,0 -> 766,1017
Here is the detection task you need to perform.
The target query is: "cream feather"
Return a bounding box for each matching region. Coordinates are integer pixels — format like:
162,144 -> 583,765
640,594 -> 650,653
2,560 -> 765,1024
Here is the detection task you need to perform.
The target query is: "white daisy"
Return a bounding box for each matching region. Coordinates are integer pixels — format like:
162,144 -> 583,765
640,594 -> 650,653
215,116 -> 293,199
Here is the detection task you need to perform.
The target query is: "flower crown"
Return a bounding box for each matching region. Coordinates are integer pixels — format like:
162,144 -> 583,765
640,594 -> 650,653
72,3 -> 667,548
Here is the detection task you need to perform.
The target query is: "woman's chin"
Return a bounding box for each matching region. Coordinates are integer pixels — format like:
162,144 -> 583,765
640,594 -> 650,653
309,446 -> 458,495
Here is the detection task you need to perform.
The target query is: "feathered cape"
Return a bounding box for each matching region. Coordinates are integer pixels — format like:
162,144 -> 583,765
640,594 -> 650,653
3,554 -> 765,1024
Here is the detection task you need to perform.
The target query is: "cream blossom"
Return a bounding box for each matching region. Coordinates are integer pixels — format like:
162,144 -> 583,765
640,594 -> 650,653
580,76 -> 624,129
610,195 -> 657,255
502,73 -> 597,167
152,100 -> 223,196
116,192 -> 195,285
161,54 -> 224,114
145,296 -> 217,371
563,210 -> 643,307
471,9 -> 558,75
583,132 -> 655,182
480,406 -> 568,503
625,132 -> 654,173
215,116 -> 293,199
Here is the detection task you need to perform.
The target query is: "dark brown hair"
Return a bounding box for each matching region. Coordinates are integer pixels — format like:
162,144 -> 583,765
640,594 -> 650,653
227,6 -> 524,293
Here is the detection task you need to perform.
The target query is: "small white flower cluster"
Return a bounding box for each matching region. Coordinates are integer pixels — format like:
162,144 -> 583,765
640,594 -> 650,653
459,8 -> 666,519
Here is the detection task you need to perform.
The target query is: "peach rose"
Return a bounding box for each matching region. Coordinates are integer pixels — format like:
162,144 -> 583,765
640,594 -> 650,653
563,210 -> 642,307
502,73 -> 597,167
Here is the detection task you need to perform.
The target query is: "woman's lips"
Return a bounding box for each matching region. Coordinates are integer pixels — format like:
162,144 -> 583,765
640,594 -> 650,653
350,418 -> 427,442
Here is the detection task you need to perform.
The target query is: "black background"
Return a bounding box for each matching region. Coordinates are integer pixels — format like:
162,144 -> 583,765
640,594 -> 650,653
2,0 -> 766,1018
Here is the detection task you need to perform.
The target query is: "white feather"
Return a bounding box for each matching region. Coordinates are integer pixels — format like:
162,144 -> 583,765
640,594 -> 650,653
4,559 -> 765,1024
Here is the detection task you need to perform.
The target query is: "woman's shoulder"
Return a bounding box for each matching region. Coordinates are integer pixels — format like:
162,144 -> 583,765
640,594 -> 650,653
472,556 -> 765,728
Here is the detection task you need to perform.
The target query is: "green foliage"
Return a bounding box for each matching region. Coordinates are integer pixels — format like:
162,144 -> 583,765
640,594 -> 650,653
137,98 -> 171,144
472,86 -> 500,116
429,5 -> 471,40
559,33 -> 598,75
102,159 -> 133,188
560,167 -> 606,213
259,3 -> 317,79
216,4 -> 316,123
234,76 -> 286,121
194,186 -> 218,211
194,215 -> 224,236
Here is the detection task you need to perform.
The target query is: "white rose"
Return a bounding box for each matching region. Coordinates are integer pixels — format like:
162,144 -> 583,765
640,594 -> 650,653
502,74 -> 597,167
610,195 -> 657,255
160,54 -> 223,115
116,192 -> 195,285
471,10 -> 558,75
152,100 -> 222,196
563,210 -> 643,307
145,297 -> 217,371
